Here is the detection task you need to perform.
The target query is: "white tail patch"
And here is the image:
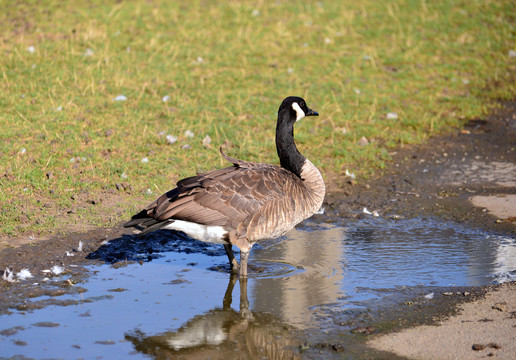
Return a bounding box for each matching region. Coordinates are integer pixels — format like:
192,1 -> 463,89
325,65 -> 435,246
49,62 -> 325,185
292,102 -> 305,121
163,220 -> 228,244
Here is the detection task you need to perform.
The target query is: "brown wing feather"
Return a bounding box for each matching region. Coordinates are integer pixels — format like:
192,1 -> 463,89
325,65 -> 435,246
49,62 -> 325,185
132,161 -> 301,229
124,151 -> 314,240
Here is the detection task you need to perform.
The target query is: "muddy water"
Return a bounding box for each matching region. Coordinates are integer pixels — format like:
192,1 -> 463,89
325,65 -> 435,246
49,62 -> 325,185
1,216 -> 515,359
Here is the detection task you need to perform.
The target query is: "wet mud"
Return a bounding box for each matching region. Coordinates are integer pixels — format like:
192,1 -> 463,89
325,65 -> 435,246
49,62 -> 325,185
325,101 -> 516,236
0,102 -> 515,359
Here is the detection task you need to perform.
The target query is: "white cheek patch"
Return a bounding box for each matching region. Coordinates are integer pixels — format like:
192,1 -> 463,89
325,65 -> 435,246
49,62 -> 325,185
292,102 -> 306,121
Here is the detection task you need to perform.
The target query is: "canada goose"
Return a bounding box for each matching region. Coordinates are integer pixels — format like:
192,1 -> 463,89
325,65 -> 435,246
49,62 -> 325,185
124,96 -> 325,277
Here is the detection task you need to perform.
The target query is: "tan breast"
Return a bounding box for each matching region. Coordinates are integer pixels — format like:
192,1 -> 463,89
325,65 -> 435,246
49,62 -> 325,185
244,159 -> 325,242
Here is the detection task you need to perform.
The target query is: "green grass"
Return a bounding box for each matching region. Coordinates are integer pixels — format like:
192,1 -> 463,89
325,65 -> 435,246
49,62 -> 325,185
0,0 -> 515,235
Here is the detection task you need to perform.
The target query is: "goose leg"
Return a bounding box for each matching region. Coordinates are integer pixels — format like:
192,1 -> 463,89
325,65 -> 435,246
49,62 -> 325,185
239,250 -> 249,278
224,244 -> 240,274
239,276 -> 253,319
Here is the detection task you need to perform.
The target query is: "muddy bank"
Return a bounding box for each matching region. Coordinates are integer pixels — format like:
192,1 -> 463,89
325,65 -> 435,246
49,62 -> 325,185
0,102 -> 515,359
325,101 -> 516,237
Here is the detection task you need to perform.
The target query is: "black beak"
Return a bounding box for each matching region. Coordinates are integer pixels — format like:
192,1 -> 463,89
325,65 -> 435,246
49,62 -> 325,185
306,108 -> 319,117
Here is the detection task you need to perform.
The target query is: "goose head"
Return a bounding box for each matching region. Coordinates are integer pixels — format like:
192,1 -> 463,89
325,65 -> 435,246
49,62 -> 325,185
278,96 -> 319,123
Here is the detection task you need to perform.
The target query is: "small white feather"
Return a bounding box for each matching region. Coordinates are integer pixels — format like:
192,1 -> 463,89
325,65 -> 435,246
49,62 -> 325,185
424,292 -> 434,299
77,241 -> 84,252
16,269 -> 33,280
51,265 -> 65,275
3,268 -> 16,283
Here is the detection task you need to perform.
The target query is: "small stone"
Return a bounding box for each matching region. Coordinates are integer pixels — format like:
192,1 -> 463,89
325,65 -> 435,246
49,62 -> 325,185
357,136 -> 369,146
351,326 -> 375,335
331,344 -> 345,352
492,302 -> 507,312
472,344 -> 485,351
299,342 -> 310,351
46,172 -> 54,180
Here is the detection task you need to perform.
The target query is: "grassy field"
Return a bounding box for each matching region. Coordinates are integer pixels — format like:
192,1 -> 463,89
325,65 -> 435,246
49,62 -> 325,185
0,0 -> 515,236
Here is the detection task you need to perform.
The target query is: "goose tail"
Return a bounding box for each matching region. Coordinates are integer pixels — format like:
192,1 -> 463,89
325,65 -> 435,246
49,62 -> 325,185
123,210 -> 173,236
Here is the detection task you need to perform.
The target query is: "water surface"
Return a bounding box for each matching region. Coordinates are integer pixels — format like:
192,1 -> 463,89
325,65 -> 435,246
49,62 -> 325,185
1,216 -> 514,359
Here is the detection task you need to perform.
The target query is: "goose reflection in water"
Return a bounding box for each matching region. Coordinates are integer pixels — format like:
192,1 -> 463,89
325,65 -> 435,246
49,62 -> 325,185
125,276 -> 300,359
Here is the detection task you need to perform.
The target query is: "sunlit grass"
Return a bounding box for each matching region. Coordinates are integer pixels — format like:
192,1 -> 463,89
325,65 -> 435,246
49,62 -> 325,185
0,0 -> 514,235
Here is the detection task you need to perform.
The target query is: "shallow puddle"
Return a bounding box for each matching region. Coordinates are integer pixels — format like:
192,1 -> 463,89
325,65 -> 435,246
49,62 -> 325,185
1,216 -> 515,359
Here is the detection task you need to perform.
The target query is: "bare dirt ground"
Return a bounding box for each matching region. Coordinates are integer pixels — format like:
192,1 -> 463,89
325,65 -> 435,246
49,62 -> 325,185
1,101 -> 515,358
368,282 -> 516,360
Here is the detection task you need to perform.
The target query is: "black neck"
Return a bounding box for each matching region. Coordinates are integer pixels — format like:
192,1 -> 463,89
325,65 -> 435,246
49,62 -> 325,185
275,108 -> 306,178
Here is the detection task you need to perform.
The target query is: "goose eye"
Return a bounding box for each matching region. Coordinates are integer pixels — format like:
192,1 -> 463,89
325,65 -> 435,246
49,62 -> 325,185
300,101 -> 305,108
